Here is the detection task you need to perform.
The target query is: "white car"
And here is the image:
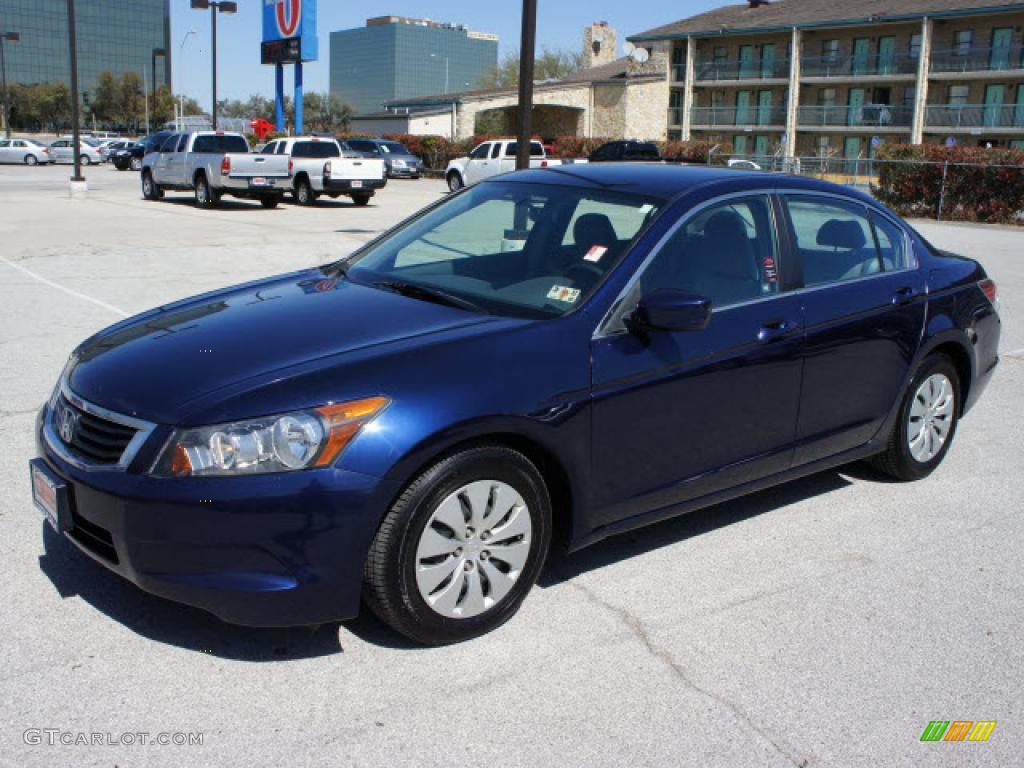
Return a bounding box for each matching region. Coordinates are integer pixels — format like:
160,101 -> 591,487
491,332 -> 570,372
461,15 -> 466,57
445,139 -> 561,191
0,138 -> 52,165
262,136 -> 387,206
49,138 -> 104,166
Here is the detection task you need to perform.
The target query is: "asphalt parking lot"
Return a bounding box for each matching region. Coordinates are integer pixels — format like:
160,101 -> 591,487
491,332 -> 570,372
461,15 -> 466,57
0,162 -> 1021,767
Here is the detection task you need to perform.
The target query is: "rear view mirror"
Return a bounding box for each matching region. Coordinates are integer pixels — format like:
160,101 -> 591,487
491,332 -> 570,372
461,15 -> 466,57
631,290 -> 712,333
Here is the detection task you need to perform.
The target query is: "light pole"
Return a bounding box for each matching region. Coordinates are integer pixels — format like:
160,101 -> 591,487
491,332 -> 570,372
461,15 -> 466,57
67,0 -> 84,185
515,0 -> 538,171
0,31 -> 20,139
430,53 -> 449,94
190,0 -> 236,129
178,29 -> 197,129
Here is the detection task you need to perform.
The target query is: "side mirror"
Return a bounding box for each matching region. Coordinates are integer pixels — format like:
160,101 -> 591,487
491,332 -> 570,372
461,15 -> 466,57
630,290 -> 712,333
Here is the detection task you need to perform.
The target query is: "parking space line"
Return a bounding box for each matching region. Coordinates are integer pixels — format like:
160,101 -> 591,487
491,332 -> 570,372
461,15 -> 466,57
1,256 -> 128,318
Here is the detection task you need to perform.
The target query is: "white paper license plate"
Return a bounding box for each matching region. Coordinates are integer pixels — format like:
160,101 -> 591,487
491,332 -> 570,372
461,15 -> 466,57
351,180 -> 363,189
31,461 -> 62,532
250,177 -> 268,186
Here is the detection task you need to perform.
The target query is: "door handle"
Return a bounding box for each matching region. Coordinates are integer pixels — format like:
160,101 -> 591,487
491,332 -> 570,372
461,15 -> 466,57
892,286 -> 919,305
758,319 -> 800,343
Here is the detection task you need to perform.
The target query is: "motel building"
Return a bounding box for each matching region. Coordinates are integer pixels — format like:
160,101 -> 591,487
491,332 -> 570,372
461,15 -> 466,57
629,0 -> 1024,160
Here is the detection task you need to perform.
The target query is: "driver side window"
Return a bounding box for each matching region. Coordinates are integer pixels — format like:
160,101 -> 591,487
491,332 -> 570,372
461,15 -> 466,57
639,195 -> 780,310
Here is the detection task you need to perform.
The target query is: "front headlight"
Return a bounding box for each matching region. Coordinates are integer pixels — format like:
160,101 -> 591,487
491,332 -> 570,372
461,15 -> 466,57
151,397 -> 389,478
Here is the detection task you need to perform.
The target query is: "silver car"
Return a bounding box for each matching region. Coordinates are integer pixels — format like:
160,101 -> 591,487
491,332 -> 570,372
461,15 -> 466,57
0,138 -> 52,165
49,138 -> 104,165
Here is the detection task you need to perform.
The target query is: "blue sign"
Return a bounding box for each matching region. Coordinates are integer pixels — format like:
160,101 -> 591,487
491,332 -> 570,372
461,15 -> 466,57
262,0 -> 317,62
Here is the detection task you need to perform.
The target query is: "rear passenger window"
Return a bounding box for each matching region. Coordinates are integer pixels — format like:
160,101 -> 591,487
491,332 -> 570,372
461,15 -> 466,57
870,214 -> 908,271
785,197 -> 880,286
640,196 -> 780,309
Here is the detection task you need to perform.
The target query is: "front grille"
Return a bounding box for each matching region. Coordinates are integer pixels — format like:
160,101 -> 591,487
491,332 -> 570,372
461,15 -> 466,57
69,509 -> 119,564
55,395 -> 138,465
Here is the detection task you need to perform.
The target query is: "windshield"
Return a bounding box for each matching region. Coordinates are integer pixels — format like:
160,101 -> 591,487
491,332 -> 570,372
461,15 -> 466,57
345,181 -> 663,319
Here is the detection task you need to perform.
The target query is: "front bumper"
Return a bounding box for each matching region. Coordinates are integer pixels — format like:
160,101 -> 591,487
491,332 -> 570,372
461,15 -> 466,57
323,177 -> 387,195
388,165 -> 421,178
34,410 -> 383,626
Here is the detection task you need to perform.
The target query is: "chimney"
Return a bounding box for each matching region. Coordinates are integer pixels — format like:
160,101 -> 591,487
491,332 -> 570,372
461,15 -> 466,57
747,0 -> 771,7
582,22 -> 617,70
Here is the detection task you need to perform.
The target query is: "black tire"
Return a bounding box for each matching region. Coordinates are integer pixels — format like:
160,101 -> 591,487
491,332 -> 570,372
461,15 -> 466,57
352,194 -> 371,207
259,195 -> 280,209
363,445 -> 552,645
869,354 -> 961,481
141,171 -> 162,201
24,154 -> 39,166
194,174 -> 218,209
447,172 -> 464,192
130,157 -> 142,171
294,178 -> 315,206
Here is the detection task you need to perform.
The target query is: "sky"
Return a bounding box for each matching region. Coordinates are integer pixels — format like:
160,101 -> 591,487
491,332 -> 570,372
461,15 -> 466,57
172,0 -> 723,107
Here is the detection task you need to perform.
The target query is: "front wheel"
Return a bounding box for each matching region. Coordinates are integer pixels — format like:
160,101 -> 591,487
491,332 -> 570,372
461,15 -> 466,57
363,446 -> 552,645
447,172 -> 464,192
869,355 -> 960,481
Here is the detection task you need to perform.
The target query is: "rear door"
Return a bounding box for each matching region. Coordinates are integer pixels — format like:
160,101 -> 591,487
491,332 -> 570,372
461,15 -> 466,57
0,140 -> 11,163
780,193 -> 925,465
590,193 -> 804,527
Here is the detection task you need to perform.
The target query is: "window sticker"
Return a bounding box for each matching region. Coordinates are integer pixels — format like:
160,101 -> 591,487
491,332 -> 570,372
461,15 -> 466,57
763,256 -> 778,284
584,245 -> 609,263
547,285 -> 581,304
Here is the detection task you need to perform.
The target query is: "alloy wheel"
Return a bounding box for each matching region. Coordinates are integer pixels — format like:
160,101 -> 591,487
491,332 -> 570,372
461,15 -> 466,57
907,373 -> 954,463
414,480 -> 532,619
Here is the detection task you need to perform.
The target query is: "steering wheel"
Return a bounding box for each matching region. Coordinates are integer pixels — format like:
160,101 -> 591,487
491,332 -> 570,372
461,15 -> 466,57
564,261 -> 604,287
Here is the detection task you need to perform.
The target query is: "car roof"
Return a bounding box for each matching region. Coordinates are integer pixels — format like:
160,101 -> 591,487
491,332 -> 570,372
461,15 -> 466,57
501,163 -> 879,207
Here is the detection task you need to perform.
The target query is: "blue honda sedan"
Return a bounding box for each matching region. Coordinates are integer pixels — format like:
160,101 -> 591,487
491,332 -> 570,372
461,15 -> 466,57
31,165 -> 1000,644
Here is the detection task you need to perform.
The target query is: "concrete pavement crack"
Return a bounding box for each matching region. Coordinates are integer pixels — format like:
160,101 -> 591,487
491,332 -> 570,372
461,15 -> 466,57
567,579 -> 810,768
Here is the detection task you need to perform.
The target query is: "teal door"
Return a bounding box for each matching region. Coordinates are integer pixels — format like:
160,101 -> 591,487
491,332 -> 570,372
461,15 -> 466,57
984,84 -> 1005,127
852,38 -> 871,75
736,91 -> 753,124
1015,84 -> 1024,127
848,87 -> 866,126
761,43 -> 776,78
844,136 -> 862,173
754,135 -> 770,157
734,135 -> 749,155
757,90 -> 773,125
991,28 -> 1012,70
739,45 -> 755,78
877,36 -> 896,75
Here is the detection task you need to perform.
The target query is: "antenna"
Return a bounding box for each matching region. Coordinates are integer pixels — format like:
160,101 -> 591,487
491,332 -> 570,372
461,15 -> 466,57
631,47 -> 650,64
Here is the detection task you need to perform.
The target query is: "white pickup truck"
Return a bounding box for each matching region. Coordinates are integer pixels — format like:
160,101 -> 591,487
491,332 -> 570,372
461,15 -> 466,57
141,131 -> 290,209
262,136 -> 387,207
445,139 -> 562,192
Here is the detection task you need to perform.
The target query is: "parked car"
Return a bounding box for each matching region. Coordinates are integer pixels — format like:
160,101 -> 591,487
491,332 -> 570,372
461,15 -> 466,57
30,165 -> 1000,645
589,140 -> 661,162
110,142 -> 145,171
262,136 -> 387,206
445,139 -> 561,191
140,131 -> 289,209
49,138 -> 104,165
0,137 -> 52,165
727,158 -> 764,171
99,140 -> 134,162
342,138 -> 423,179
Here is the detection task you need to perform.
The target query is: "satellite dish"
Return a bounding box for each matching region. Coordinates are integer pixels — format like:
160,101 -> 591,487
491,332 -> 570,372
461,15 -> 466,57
593,31 -> 605,44
632,47 -> 650,64
623,41 -> 636,56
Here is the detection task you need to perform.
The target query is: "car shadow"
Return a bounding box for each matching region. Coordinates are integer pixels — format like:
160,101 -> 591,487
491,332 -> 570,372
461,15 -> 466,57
36,467 -> 860,657
158,197 -> 274,212
538,469 -> 854,588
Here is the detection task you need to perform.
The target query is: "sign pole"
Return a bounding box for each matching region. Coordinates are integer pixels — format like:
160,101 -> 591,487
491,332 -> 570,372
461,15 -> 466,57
275,63 -> 285,132
294,61 -> 303,135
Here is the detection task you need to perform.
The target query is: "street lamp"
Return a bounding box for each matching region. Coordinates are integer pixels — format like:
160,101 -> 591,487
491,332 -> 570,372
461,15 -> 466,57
190,0 -> 236,129
178,29 -> 197,129
0,31 -> 20,139
430,53 -> 449,95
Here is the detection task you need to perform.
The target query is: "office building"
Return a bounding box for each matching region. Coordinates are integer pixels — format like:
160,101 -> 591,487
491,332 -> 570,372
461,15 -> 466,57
330,16 -> 498,116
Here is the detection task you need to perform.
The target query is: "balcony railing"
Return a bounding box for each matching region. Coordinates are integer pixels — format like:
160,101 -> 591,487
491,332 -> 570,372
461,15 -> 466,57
931,45 -> 1024,73
926,103 -> 1024,129
691,105 -> 787,127
693,57 -> 791,81
671,64 -> 687,83
669,107 -> 684,126
798,104 -> 913,128
801,52 -> 918,78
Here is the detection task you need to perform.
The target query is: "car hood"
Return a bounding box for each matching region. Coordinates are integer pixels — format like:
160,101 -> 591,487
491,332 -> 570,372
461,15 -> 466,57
68,268 -> 495,424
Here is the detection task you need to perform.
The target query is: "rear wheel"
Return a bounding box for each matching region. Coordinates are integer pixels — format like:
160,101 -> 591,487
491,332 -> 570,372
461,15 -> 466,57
447,172 -> 464,192
294,178 -> 315,206
194,174 -> 218,209
869,354 -> 960,481
363,446 -> 552,645
24,154 -> 38,166
130,157 -> 142,171
141,171 -> 162,201
79,155 -> 92,166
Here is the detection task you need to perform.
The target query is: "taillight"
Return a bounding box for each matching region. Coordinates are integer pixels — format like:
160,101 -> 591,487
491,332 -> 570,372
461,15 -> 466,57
220,156 -> 230,176
540,160 -> 548,168
979,279 -> 997,306
324,161 -> 332,178
288,158 -> 294,174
